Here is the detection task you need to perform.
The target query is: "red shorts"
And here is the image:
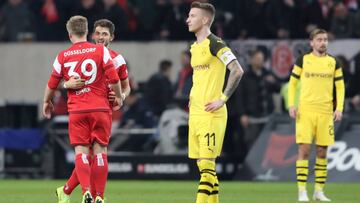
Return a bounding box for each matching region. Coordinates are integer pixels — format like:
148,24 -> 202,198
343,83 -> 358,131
68,111 -> 112,146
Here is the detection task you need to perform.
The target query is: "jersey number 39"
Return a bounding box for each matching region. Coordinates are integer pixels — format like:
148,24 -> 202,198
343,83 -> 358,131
64,59 -> 97,85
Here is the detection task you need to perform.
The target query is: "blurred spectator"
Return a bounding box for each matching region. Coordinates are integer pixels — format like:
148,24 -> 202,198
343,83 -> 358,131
154,98 -> 189,154
72,0 -> 103,35
0,0 -> 35,41
145,60 -> 174,117
302,0 -> 334,36
158,0 -> 192,40
97,0 -> 127,39
337,55 -> 360,111
235,49 -> 281,149
119,91 -> 156,129
175,50 -> 192,99
330,2 -> 355,38
29,0 -> 74,41
243,0 -> 274,39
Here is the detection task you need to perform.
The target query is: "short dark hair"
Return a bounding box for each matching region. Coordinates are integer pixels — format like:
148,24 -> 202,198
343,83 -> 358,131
191,1 -> 215,25
159,60 -> 172,72
93,19 -> 115,36
309,29 -> 327,40
66,15 -> 88,37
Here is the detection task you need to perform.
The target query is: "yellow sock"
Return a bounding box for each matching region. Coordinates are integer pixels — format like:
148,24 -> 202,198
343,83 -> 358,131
315,158 -> 327,191
208,175 -> 219,203
196,160 -> 216,203
296,160 -> 309,191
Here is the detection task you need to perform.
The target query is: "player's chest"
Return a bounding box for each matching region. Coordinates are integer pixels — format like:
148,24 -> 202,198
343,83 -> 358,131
302,58 -> 335,75
190,45 -> 213,68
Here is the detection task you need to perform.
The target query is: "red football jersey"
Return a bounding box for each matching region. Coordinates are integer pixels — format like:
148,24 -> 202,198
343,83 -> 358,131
47,41 -> 119,113
109,48 -> 128,80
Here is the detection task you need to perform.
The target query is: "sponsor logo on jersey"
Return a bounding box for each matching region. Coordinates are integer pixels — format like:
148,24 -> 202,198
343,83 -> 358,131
193,64 -> 210,71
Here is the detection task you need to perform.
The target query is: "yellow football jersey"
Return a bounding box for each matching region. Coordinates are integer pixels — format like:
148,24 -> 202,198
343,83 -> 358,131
189,34 -> 233,116
288,52 -> 345,114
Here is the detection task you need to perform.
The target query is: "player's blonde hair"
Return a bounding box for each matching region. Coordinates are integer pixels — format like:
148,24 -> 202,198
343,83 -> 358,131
66,15 -> 88,37
191,1 -> 216,26
309,29 -> 327,40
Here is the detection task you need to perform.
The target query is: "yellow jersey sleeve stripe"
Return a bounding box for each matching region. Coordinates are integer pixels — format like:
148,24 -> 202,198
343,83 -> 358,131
335,68 -> 343,77
334,76 -> 344,81
292,65 -> 302,75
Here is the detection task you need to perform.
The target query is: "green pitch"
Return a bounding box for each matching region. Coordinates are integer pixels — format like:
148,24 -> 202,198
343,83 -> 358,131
0,180 -> 359,203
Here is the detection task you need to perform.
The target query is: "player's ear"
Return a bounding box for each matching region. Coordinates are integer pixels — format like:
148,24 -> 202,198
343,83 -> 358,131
202,16 -> 208,25
110,34 -> 114,42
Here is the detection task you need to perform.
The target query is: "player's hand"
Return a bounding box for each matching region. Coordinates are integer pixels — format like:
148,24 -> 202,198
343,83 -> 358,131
289,106 -> 297,119
334,110 -> 343,122
43,101 -> 54,119
112,97 -> 123,111
65,76 -> 85,89
205,99 -> 225,112
108,91 -> 116,103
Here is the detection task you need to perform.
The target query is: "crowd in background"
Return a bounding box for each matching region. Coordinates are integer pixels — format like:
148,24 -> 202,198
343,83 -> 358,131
3,0 -> 360,159
2,0 -> 360,41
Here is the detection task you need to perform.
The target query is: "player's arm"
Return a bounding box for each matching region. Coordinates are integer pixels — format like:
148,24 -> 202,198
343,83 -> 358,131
62,76 -> 85,90
205,37 -> 244,112
102,46 -> 122,105
334,58 -> 345,121
223,59 -> 244,100
43,56 -> 63,119
288,55 -> 303,119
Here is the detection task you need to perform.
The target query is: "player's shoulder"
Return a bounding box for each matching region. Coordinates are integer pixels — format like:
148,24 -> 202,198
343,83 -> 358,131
327,53 -> 341,69
107,48 -> 126,68
207,33 -> 228,56
295,51 -> 311,68
107,47 -> 119,57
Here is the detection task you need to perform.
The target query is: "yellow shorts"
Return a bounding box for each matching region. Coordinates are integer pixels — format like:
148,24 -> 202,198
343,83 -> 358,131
296,110 -> 334,146
188,114 -> 227,159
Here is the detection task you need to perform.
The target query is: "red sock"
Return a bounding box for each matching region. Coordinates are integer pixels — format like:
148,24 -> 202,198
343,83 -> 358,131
90,156 -> 96,198
75,153 -> 91,194
91,153 -> 108,198
63,169 -> 79,195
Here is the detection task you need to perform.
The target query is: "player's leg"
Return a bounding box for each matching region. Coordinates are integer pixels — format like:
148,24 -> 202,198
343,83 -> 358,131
90,112 -> 112,202
188,116 -> 212,203
295,110 -> 314,202
196,116 -> 225,203
313,114 -> 334,201
61,149 -> 93,197
69,113 -> 93,203
196,158 -> 216,203
208,116 -> 226,203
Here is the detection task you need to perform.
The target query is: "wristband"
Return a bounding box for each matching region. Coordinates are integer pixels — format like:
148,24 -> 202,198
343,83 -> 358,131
220,94 -> 228,102
63,82 -> 67,89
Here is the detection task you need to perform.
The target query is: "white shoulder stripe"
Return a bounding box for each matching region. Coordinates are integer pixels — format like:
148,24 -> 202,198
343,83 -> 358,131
112,54 -> 126,69
53,56 -> 61,74
103,46 -> 111,64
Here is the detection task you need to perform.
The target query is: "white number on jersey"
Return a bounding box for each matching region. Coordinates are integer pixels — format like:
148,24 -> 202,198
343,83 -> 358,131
64,59 -> 98,85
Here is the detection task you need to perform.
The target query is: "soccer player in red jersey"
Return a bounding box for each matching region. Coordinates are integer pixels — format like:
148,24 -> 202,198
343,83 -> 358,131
59,19 -> 131,203
42,15 -> 122,203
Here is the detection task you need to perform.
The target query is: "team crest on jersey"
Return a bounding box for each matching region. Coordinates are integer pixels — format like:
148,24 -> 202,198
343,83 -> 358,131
328,61 -> 334,68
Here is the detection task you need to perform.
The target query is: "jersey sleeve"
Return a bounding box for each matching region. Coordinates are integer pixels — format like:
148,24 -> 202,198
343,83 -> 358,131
334,57 -> 345,112
112,54 -> 129,80
209,34 -> 236,66
288,55 -> 303,107
102,46 -> 119,84
47,55 -> 63,89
